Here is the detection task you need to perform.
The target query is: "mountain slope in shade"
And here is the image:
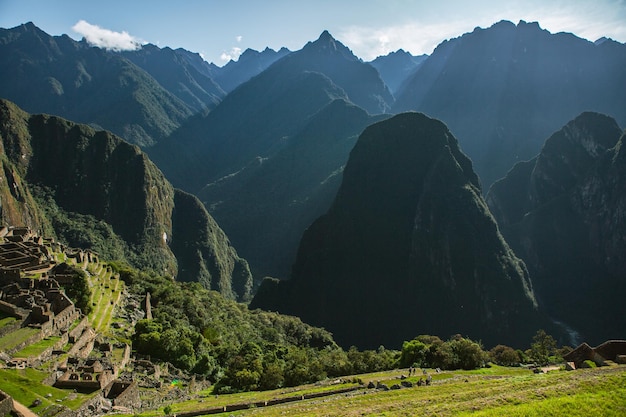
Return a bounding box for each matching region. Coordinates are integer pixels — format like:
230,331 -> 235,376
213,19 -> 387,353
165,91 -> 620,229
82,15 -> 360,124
213,47 -> 292,93
121,44 -> 225,112
283,30 -> 393,115
252,112 -> 549,349
394,20 -> 626,188
486,112 -> 626,344
0,22 -> 193,147
369,49 -> 427,95
0,99 -> 252,301
149,69 -> 349,192
198,99 -> 390,279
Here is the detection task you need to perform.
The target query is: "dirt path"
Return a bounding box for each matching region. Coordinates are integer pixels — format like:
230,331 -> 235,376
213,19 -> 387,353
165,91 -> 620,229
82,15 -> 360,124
12,399 -> 40,417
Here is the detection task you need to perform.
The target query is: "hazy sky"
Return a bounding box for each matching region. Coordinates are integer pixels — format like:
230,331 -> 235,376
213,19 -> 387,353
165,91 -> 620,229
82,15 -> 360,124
1,0 -> 625,64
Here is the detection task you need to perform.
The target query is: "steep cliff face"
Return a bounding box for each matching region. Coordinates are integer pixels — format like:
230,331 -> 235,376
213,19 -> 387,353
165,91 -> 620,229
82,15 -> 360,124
0,100 -> 49,230
0,99 -> 252,300
487,112 -> 625,344
252,112 -> 547,349
171,189 -> 253,301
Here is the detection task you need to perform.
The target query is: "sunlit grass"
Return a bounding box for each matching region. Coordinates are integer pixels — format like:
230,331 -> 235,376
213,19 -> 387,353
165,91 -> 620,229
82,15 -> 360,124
0,368 -> 96,413
13,336 -> 60,358
0,326 -> 40,351
116,366 -> 625,417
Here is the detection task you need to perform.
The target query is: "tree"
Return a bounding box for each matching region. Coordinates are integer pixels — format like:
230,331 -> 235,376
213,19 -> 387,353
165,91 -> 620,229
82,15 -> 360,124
399,339 -> 428,368
489,345 -> 521,366
452,338 -> 487,370
529,330 -> 558,365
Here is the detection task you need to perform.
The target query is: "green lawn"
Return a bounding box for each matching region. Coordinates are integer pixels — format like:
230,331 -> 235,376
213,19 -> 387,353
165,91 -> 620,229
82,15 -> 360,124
13,336 -> 61,358
0,368 -> 96,414
0,326 -> 40,352
120,366 -> 626,417
0,314 -> 17,330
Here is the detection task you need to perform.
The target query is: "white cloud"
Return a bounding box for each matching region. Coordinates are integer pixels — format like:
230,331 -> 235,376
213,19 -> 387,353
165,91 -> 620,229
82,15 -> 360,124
72,20 -> 144,51
236,35 -> 243,43
336,0 -> 626,60
220,47 -> 242,62
338,22 -> 468,61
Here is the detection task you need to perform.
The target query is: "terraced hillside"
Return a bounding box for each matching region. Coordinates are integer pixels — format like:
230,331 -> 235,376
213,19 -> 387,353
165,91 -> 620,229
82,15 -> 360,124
0,227 -> 136,416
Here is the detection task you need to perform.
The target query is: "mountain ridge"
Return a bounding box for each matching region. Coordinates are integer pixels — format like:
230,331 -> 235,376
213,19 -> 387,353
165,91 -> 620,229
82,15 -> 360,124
252,112 -> 550,349
393,19 -> 626,188
486,112 -> 626,344
0,98 -> 252,300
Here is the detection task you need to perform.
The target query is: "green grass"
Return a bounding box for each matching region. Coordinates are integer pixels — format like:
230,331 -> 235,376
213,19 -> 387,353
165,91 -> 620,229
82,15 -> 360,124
0,326 -> 40,352
87,264 -> 124,334
0,314 -> 17,330
13,336 -> 61,358
126,380 -> 364,417
120,366 -> 626,417
0,368 -> 95,413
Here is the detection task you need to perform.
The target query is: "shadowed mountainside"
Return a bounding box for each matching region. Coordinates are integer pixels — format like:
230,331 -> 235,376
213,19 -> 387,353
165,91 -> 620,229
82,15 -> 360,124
0,99 -> 252,300
394,20 -> 626,188
0,22 -> 194,147
487,112 -> 626,344
369,49 -> 427,95
252,112 -> 552,349
198,99 -> 389,279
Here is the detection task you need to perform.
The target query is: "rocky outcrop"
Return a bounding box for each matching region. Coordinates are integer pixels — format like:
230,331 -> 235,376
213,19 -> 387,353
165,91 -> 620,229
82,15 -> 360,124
487,112 -> 626,344
252,112 -> 547,349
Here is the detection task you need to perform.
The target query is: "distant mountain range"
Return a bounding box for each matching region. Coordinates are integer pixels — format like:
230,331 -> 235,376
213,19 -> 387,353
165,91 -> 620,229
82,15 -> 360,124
394,20 -> 626,188
1,20 -> 625,347
0,22 -> 291,148
369,49 -> 427,95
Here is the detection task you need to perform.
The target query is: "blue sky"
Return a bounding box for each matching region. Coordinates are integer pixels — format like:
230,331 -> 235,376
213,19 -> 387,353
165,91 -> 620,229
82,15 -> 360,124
1,0 -> 625,64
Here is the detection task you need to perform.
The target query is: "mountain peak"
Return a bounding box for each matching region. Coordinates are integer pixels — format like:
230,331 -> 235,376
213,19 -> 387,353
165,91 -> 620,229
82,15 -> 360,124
318,30 -> 334,41
303,30 -> 356,60
252,112 -> 543,348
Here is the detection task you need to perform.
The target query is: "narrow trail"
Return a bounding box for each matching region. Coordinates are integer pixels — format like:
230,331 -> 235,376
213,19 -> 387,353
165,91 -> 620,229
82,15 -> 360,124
12,399 -> 40,417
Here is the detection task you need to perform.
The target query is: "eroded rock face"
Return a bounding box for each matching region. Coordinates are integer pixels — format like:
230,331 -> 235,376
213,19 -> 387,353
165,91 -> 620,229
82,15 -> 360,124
487,112 -> 626,344
252,112 -> 546,349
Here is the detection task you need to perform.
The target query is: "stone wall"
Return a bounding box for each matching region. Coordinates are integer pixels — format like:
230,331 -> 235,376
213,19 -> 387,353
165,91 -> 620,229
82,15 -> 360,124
104,381 -> 140,409
69,317 -> 89,342
0,299 -> 26,318
0,389 -> 14,417
53,304 -> 79,332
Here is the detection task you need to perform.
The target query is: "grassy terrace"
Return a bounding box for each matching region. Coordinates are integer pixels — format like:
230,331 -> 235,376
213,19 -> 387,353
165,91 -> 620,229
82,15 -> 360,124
86,262 -> 123,334
0,368 -> 96,414
0,326 -> 40,352
0,312 -> 18,330
12,336 -> 61,358
121,366 -> 626,417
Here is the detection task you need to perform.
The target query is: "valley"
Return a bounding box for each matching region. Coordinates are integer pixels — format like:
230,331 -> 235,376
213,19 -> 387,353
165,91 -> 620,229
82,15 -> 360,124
0,12 -> 625,416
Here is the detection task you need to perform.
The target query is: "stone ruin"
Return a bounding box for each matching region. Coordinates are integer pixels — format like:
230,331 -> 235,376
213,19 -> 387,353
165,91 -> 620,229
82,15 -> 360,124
564,340 -> 626,368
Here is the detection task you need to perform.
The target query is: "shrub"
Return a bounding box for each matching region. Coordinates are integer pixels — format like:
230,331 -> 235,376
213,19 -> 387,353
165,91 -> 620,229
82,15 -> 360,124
582,360 -> 597,368
489,345 -> 521,366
